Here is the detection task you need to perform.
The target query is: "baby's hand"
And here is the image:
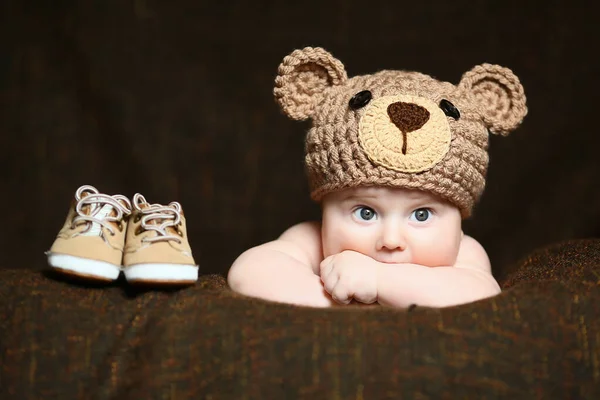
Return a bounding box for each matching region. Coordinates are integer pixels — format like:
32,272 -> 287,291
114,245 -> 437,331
320,250 -> 379,305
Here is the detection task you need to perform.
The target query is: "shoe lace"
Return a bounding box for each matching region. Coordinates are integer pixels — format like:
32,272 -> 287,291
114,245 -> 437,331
133,193 -> 183,244
72,185 -> 133,236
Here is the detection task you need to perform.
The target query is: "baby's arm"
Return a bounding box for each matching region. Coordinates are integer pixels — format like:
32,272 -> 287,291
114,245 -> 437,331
377,235 -> 501,308
227,222 -> 334,307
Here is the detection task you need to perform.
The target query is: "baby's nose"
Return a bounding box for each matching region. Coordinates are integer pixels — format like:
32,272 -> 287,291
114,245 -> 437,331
378,224 -> 406,251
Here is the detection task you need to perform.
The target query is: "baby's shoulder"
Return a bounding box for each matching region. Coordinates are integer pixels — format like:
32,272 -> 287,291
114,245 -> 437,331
279,221 -> 321,239
278,221 -> 323,274
455,234 -> 492,274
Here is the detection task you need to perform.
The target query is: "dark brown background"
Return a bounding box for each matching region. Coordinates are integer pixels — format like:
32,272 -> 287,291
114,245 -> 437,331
1,0 -> 598,281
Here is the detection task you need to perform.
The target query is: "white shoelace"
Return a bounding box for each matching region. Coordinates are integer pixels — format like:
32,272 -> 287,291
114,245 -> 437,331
133,193 -> 183,244
72,185 -> 133,236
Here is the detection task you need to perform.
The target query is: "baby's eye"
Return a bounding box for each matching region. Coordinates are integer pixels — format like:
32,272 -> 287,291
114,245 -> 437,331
409,208 -> 432,222
353,206 -> 377,221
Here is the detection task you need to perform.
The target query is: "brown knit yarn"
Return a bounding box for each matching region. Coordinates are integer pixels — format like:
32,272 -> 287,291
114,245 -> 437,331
274,47 -> 528,218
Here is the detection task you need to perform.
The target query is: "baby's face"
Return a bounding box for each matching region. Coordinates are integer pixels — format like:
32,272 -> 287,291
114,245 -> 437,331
321,187 -> 462,267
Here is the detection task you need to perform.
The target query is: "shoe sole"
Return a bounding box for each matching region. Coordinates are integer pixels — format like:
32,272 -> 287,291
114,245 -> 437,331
123,263 -> 198,285
47,253 -> 121,281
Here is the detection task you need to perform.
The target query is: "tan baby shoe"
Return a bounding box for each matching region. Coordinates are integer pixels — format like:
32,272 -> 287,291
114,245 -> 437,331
122,193 -> 198,285
46,185 -> 132,281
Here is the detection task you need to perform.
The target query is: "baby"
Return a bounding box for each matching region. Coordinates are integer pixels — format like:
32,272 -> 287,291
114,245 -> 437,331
228,47 -> 527,308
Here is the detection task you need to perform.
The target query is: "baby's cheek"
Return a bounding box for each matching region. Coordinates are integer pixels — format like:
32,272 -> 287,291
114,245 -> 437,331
412,235 -> 460,267
322,229 -> 372,258
321,230 -> 346,258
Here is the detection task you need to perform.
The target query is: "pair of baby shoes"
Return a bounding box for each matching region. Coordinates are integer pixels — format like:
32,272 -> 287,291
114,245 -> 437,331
46,185 -> 198,285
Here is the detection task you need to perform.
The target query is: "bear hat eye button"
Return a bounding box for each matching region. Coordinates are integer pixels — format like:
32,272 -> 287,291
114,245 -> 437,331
349,90 -> 372,110
439,99 -> 460,120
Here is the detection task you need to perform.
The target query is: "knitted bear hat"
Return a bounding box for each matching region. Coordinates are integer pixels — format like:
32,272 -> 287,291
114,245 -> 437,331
274,47 -> 528,218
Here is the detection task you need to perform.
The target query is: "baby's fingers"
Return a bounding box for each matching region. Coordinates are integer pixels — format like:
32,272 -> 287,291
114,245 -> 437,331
321,267 -> 339,294
319,255 -> 335,278
331,281 -> 352,305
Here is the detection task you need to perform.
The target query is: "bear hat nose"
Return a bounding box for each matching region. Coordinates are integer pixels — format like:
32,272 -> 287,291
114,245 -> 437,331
387,102 -> 430,132
387,102 -> 430,154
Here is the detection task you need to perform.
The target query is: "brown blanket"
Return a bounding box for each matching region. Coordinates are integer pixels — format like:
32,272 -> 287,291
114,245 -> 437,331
1,239 -> 599,399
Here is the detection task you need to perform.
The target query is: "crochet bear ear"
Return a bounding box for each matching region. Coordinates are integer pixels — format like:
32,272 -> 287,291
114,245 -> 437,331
274,47 -> 348,121
458,64 -> 528,136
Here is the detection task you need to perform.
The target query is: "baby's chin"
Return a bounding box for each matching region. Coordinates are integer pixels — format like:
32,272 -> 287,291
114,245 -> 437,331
373,253 -> 458,267
411,255 -> 459,267
371,255 -> 412,264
